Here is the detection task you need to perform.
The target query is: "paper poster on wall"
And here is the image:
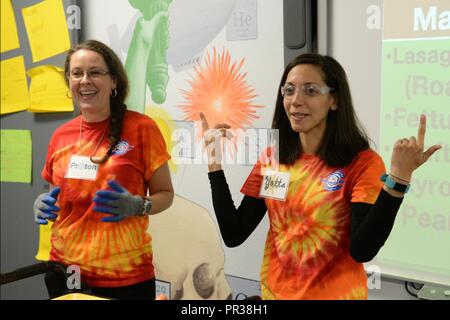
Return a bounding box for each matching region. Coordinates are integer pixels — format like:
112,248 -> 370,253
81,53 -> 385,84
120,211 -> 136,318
27,65 -> 73,113
0,56 -> 30,115
82,0 -> 283,288
22,0 -> 71,62
170,120 -> 195,160
125,0 -> 172,112
165,0 -> 237,71
1,0 -> 20,53
35,223 -> 52,261
227,0 -> 258,41
146,105 -> 178,172
124,0 -> 238,112
0,130 -> 32,184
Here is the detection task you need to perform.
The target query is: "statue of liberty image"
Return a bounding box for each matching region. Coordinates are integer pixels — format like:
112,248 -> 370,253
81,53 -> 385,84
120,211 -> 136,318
125,0 -> 172,112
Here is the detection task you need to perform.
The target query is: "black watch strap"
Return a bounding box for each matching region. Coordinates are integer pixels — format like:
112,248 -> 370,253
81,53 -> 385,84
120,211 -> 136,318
381,174 -> 410,193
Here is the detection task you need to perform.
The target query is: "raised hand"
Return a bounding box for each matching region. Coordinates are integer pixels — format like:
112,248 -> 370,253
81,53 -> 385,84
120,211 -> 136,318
93,180 -> 143,223
199,112 -> 232,172
390,114 -> 441,181
34,187 -> 61,225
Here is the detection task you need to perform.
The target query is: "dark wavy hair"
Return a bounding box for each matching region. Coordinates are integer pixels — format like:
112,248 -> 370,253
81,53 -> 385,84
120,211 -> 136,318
64,39 -> 129,164
272,53 -> 370,167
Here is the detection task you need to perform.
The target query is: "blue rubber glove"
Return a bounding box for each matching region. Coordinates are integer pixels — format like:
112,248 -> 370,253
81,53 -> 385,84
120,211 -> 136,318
33,188 -> 61,225
93,180 -> 144,223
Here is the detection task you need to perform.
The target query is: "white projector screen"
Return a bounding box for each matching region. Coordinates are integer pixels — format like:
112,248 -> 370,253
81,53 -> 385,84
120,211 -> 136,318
331,0 -> 449,287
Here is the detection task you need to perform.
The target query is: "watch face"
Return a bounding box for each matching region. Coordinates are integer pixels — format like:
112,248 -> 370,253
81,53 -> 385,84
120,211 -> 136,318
143,199 -> 152,213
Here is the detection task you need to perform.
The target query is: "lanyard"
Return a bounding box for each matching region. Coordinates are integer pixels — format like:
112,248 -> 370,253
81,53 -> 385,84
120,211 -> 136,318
79,118 -> 109,158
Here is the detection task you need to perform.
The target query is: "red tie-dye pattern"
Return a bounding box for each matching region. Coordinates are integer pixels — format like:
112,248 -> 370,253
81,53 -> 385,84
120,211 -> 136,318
241,149 -> 385,299
42,111 -> 170,287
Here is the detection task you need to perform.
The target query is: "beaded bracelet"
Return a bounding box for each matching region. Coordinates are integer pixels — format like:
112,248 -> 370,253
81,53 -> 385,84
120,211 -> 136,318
389,173 -> 410,184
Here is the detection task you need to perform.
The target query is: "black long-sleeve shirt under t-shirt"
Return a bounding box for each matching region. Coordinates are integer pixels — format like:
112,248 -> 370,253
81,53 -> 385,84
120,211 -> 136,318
208,170 -> 403,263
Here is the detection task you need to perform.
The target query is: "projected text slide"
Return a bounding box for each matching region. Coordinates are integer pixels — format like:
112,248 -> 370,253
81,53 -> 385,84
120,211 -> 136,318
378,0 -> 449,285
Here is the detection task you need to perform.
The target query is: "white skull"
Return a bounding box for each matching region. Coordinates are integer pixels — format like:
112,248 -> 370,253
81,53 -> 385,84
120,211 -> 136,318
148,194 -> 232,299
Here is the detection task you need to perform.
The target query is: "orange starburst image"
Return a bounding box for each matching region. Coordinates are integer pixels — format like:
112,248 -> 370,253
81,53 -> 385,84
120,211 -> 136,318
178,47 -> 262,139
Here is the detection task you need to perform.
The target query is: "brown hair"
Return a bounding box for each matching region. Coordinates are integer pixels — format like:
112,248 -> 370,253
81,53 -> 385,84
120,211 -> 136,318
64,39 -> 129,164
272,53 -> 370,167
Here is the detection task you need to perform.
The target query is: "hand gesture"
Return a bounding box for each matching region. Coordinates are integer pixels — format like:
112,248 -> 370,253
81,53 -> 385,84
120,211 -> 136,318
199,112 -> 232,171
93,180 -> 143,223
34,188 -> 60,225
390,114 -> 441,181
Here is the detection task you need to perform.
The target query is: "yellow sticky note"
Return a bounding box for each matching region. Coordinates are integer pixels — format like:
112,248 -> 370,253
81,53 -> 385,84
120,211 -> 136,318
35,222 -> 52,261
0,129 -> 32,184
27,65 -> 73,113
1,0 -> 20,53
0,56 -> 30,115
22,0 -> 71,62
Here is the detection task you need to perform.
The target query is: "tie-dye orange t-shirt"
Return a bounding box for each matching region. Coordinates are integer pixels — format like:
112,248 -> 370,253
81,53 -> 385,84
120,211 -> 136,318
42,110 -> 170,287
241,149 -> 385,299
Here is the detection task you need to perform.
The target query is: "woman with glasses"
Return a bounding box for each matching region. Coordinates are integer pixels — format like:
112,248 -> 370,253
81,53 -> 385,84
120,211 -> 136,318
201,53 -> 440,299
33,40 -> 174,299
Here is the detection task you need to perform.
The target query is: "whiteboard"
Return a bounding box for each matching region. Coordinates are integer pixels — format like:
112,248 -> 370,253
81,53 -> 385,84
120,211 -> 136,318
81,0 -> 449,288
329,0 -> 449,287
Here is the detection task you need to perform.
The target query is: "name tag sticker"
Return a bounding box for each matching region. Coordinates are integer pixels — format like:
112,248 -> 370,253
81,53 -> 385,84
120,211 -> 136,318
65,155 -> 98,181
259,170 -> 290,201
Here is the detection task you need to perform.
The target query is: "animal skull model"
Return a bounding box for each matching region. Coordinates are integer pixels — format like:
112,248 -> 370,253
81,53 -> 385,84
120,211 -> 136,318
148,194 -> 232,299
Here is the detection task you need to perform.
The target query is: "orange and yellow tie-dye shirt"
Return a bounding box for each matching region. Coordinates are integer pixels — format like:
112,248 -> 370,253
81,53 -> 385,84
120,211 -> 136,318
42,110 -> 170,287
241,149 -> 385,299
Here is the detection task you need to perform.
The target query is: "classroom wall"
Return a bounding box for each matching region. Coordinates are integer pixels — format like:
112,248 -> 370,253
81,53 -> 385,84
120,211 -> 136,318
1,0 -> 79,300
2,0 -> 446,300
328,0 -> 449,298
80,0 -> 425,299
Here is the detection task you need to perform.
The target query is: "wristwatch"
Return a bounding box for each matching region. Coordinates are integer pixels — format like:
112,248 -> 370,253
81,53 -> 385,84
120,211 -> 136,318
381,174 -> 410,193
139,197 -> 153,216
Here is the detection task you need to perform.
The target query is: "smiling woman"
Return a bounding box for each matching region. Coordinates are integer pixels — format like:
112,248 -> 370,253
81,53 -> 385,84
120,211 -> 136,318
33,39 -> 175,300
66,45 -> 118,125
201,52 -> 441,300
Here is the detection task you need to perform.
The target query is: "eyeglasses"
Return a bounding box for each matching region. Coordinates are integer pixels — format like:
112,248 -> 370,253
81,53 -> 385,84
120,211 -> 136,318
69,69 -> 110,80
281,83 -> 334,98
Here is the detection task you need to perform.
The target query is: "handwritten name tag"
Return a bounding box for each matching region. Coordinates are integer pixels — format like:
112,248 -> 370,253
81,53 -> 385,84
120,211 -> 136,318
65,155 -> 98,181
259,170 -> 290,201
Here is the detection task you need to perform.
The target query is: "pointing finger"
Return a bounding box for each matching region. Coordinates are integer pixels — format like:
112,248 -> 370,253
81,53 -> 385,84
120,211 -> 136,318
199,113 -> 209,132
417,114 -> 426,149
